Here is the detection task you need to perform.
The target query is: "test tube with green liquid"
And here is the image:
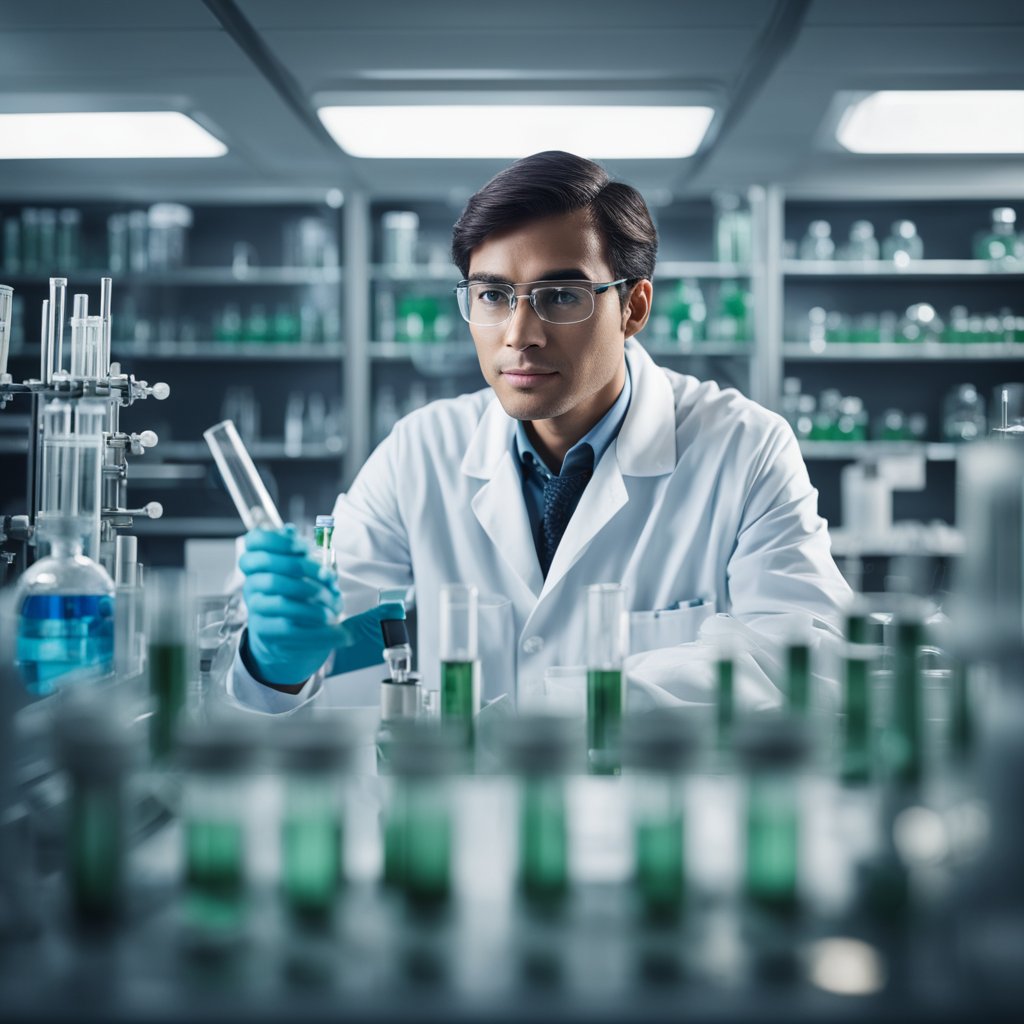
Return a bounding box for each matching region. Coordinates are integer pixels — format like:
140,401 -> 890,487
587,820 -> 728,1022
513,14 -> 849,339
842,642 -> 875,785
278,719 -> 355,927
55,708 -> 136,926
785,639 -> 811,713
179,724 -> 254,945
313,514 -> 335,568
715,640 -> 736,755
737,716 -> 810,916
145,569 -> 192,762
586,583 -> 628,775
504,715 -> 577,911
624,711 -> 696,923
439,583 -> 480,748
887,606 -> 925,787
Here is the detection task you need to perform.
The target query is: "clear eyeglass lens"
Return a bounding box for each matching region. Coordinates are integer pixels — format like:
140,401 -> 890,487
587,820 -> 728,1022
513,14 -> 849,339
460,283 -> 595,325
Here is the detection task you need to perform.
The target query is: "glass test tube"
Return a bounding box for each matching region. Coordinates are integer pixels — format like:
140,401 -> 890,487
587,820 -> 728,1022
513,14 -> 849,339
278,720 -> 354,927
439,583 -> 480,747
504,716 -> 576,910
785,639 -> 811,713
180,724 -> 254,949
48,277 -> 66,379
145,569 -> 192,762
0,284 -> 12,377
203,419 -> 284,531
624,711 -> 696,924
715,639 -> 736,757
585,583 -> 628,775
313,514 -> 335,568
842,642 -> 875,786
55,708 -> 135,926
887,606 -> 925,787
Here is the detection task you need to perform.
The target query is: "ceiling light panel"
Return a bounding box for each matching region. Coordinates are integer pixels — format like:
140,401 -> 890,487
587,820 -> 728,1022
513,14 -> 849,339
0,112 -> 227,159
317,105 -> 715,159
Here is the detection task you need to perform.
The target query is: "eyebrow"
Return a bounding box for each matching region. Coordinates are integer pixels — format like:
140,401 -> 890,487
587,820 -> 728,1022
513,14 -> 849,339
467,268 -> 594,284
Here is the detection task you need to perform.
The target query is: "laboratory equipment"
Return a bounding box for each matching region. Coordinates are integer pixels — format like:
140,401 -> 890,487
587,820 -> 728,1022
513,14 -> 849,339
0,284 -> 12,378
623,710 -> 697,923
712,192 -> 752,264
841,637 -> 875,786
54,706 -> 136,925
973,207 -> 1020,262
278,719 -> 357,926
179,722 -> 256,949
377,612 -> 423,768
503,715 -> 577,910
798,220 -> 835,261
203,419 -> 284,530
942,383 -> 987,442
784,638 -> 811,713
585,582 -> 628,775
382,211 -> 419,268
737,716 -> 810,915
56,208 -> 81,271
146,202 -> 192,270
838,220 -> 880,261
884,602 -> 926,787
881,220 -> 924,264
383,722 -> 459,909
715,638 -> 736,754
313,514 -> 335,568
145,569 -> 192,762
990,382 -> 1024,440
439,583 -> 480,749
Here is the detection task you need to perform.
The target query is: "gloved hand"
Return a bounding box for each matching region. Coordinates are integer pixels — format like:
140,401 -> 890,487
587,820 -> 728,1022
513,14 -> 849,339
239,525 -> 406,688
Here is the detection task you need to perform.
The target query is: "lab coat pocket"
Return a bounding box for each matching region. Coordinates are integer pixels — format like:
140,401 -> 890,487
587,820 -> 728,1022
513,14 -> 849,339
629,599 -> 716,655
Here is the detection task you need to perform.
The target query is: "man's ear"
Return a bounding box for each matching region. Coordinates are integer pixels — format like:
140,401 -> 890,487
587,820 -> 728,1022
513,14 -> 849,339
623,279 -> 653,339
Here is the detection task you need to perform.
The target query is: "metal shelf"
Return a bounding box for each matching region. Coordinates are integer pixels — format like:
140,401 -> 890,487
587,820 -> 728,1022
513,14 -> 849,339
369,340 -> 471,360
0,267 -> 342,286
654,262 -> 752,279
644,341 -> 753,358
783,259 -> 1024,279
370,264 -> 458,283
783,342 -> 1024,361
155,441 -> 346,461
109,342 -> 346,362
800,440 -> 958,461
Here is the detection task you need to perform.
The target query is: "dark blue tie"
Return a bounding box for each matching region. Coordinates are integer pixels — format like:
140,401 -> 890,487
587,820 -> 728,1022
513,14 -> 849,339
539,463 -> 592,576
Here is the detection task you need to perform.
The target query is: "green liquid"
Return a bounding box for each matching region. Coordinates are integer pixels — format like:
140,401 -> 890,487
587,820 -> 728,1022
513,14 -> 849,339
635,814 -> 685,921
842,657 -> 872,785
587,668 -> 622,775
383,789 -> 407,889
441,660 -> 479,746
185,819 -> 244,933
405,792 -> 451,909
888,620 -> 923,786
745,780 -> 798,914
70,782 -> 123,923
282,815 -> 342,922
149,641 -> 188,761
519,777 -> 568,907
786,644 -> 810,713
716,659 -> 734,750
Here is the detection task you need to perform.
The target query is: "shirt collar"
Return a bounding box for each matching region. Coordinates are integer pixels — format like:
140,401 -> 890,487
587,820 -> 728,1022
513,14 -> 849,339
514,361 -> 633,479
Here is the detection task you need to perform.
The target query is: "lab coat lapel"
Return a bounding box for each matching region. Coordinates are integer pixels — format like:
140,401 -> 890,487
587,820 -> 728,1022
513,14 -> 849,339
464,395 -> 544,598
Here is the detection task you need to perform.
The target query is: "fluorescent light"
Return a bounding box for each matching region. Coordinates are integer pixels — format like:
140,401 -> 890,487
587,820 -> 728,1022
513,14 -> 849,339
317,105 -> 714,159
0,112 -> 227,159
837,91 -> 1024,154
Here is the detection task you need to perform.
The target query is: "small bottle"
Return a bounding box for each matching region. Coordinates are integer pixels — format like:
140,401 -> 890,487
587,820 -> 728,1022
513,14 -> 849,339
973,207 -> 1019,263
277,719 -> 357,927
623,710 -> 697,924
585,583 -> 628,775
244,304 -> 269,343
503,715 -> 577,912
55,706 -> 137,926
737,716 -> 811,915
839,220 -> 880,261
841,637 -> 875,787
214,303 -> 243,344
179,722 -> 255,950
942,383 -> 986,442
884,601 -> 927,787
798,220 -> 835,261
313,514 -> 335,569
882,220 -> 924,265
145,569 -> 193,763
439,583 -> 481,751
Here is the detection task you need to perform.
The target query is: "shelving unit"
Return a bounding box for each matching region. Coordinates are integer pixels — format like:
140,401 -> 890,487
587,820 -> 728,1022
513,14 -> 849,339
783,342 -> 1023,361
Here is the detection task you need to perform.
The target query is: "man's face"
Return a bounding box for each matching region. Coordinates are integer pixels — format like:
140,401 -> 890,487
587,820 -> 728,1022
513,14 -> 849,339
466,208 -> 641,428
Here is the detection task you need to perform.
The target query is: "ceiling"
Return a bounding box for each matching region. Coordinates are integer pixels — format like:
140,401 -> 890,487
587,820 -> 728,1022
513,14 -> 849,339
0,0 -> 1022,202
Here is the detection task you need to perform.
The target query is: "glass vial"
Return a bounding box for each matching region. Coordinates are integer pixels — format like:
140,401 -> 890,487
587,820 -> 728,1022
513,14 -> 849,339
439,583 -> 480,748
785,640 -> 811,713
585,583 -> 628,775
886,604 -> 925,787
842,642 -> 875,786
145,569 -> 192,762
313,514 -> 335,568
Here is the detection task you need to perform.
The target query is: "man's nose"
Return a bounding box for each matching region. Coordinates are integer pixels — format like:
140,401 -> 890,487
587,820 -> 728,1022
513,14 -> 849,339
503,295 -> 547,349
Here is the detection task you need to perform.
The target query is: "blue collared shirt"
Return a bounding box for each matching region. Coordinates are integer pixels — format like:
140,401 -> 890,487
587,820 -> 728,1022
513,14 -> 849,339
515,362 -> 632,563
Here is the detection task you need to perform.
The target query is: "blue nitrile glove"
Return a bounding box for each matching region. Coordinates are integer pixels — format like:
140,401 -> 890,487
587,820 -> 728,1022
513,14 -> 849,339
240,525 -> 406,688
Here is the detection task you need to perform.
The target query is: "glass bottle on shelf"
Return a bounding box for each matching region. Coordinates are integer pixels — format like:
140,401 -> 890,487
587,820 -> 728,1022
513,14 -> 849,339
710,279 -> 750,342
712,192 -> 752,264
881,220 -> 924,265
973,207 -> 1020,263
214,304 -> 243,344
668,279 -> 706,344
244,304 -> 269,343
798,220 -> 835,261
839,220 -> 880,261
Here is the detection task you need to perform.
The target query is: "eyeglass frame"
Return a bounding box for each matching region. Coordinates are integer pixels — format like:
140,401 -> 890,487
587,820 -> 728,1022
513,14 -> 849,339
454,277 -> 635,327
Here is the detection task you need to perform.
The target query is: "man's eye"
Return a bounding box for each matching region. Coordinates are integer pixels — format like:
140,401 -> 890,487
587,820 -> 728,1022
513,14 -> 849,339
548,288 -> 581,305
477,289 -> 507,305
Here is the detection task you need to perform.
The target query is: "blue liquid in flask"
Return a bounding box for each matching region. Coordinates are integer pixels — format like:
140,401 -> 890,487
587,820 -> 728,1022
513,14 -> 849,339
17,594 -> 115,696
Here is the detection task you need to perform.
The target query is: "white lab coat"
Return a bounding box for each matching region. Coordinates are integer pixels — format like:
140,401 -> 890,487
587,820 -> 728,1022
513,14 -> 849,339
229,339 -> 851,715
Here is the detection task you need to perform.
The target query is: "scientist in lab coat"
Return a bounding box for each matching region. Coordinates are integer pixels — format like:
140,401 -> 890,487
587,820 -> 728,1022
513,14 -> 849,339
231,151 -> 851,715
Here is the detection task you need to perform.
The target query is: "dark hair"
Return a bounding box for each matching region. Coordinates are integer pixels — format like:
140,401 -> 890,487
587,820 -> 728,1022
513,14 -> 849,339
451,151 -> 658,297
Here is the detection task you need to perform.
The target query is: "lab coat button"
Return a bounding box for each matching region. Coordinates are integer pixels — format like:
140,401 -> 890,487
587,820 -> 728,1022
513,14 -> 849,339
522,635 -> 544,654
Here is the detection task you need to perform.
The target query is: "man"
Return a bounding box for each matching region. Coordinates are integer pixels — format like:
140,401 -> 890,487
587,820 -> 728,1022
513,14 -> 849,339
231,151 -> 850,714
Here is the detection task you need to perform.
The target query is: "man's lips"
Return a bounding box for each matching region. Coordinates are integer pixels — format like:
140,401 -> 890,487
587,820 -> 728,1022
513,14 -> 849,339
500,368 -> 557,386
